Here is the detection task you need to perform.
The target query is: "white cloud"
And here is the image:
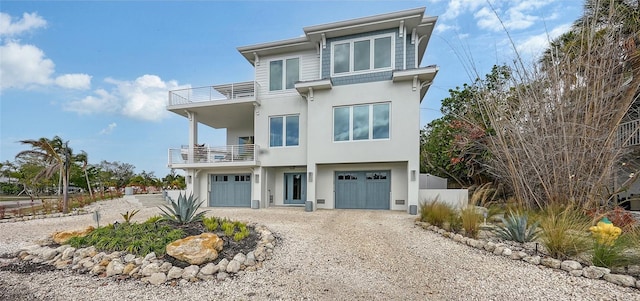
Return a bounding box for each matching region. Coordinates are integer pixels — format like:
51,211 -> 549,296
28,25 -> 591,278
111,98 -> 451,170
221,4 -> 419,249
0,12 -> 92,92
0,12 -> 47,37
435,23 -> 458,34
0,41 -> 54,89
66,75 -> 188,122
516,23 -> 572,59
55,74 -> 92,90
440,0 -> 485,21
100,122 -> 117,135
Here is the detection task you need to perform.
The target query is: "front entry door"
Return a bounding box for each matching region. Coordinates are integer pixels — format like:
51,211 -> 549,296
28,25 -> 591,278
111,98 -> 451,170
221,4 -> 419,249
284,173 -> 306,205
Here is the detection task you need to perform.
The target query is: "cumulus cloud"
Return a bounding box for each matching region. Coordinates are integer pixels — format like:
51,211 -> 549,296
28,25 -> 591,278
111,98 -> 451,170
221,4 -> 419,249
516,23 -> 572,58
65,75 -> 188,122
0,41 -> 54,89
0,12 -> 92,92
436,0 -> 558,33
0,12 -> 47,37
100,122 -> 117,135
55,74 -> 92,90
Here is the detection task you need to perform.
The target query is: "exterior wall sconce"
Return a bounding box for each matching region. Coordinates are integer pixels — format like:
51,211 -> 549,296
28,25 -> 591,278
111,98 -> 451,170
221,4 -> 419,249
411,170 -> 416,181
187,175 -> 192,184
308,172 -> 314,182
255,174 -> 260,183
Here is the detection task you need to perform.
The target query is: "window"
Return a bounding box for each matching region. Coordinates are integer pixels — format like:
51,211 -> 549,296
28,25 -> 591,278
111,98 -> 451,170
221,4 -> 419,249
270,58 -> 299,91
333,103 -> 390,142
270,115 -> 299,147
332,34 -> 394,75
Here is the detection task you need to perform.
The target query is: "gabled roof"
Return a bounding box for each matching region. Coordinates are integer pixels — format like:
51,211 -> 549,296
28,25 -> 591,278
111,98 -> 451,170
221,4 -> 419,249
237,7 -> 437,66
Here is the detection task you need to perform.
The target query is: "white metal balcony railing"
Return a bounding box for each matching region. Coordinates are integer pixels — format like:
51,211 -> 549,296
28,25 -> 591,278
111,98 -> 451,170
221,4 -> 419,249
619,119 -> 640,147
168,81 -> 257,106
168,144 -> 258,165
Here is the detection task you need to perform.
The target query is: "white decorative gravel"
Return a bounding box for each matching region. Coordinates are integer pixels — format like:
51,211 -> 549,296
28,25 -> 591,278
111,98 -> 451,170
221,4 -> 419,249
0,198 -> 638,300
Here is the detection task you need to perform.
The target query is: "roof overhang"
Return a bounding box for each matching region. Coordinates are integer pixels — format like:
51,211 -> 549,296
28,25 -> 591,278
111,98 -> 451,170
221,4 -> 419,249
393,65 -> 439,101
237,37 -> 315,66
294,79 -> 333,101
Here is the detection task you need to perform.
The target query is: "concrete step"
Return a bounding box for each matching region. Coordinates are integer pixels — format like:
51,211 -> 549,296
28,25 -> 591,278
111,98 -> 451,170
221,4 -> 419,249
125,194 -> 168,208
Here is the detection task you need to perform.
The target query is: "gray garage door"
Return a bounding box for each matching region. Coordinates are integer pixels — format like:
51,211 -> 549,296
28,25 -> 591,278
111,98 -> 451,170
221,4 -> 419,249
209,174 -> 251,207
335,170 -> 390,209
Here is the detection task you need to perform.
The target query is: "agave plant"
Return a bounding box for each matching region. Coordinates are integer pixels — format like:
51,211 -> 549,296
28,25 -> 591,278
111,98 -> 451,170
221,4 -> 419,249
159,193 -> 207,224
493,210 -> 540,243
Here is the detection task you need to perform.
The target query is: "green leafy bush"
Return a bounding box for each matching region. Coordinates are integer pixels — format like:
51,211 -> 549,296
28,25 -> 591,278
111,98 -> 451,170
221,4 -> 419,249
493,210 -> 540,243
419,200 -> 456,228
159,193 -> 207,224
144,215 -> 163,224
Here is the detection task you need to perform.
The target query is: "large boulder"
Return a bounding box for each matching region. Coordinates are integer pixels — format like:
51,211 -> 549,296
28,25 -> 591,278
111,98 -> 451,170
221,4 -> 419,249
52,226 -> 95,244
166,233 -> 224,265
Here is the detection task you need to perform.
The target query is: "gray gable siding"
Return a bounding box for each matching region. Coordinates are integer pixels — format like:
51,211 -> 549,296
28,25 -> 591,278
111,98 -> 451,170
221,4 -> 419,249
321,28 -> 406,86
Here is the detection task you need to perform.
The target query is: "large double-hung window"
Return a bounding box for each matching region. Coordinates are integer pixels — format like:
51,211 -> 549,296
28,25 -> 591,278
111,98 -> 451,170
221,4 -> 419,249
332,34 -> 394,76
333,103 -> 390,142
270,115 -> 300,147
270,58 -> 299,91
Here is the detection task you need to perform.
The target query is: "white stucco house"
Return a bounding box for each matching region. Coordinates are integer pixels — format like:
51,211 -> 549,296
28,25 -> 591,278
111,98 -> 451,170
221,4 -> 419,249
166,7 -> 439,212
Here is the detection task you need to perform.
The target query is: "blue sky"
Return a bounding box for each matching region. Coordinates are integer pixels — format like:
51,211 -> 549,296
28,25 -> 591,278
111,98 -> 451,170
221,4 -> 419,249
0,0 -> 582,177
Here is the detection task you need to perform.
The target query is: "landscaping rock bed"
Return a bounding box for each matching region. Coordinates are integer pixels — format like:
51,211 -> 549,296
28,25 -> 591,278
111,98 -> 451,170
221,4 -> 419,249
416,220 -> 640,289
0,224 -> 276,286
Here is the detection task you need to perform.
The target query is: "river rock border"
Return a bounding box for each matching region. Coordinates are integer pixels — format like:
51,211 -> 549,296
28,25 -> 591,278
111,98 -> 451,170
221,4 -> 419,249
415,221 -> 640,290
9,224 -> 276,285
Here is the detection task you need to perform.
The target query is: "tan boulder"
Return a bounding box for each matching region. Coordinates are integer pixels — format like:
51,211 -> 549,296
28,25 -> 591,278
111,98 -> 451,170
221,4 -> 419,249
166,233 -> 224,265
52,226 -> 95,244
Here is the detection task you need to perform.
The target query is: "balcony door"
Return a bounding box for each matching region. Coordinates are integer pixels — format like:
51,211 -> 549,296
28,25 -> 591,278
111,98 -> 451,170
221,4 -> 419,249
284,173 -> 306,205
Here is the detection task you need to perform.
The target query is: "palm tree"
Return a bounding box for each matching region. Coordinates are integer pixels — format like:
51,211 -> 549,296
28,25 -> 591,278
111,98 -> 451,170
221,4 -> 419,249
75,151 -> 94,200
15,136 -> 74,213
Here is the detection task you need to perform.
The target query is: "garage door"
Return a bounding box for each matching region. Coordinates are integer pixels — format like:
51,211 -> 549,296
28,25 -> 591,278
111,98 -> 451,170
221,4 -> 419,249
335,170 -> 390,209
209,174 -> 251,207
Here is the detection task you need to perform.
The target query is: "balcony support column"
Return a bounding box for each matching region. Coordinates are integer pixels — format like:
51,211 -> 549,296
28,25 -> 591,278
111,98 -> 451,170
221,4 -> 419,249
187,111 -> 198,163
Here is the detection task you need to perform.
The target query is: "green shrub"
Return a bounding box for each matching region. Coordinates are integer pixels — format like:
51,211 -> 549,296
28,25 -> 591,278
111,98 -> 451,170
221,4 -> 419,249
203,216 -> 219,232
144,215 -> 163,224
159,193 -> 207,224
234,227 -> 250,241
493,210 -> 540,243
539,206 -> 591,260
221,221 -> 235,236
460,206 -> 482,238
68,222 -> 185,256
419,200 -> 456,228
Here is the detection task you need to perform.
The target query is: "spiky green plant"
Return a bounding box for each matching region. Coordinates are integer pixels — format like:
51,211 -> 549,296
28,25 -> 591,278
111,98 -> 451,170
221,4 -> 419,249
159,193 -> 207,224
203,216 -> 219,232
144,215 -> 163,224
493,210 -> 540,243
121,209 -> 140,223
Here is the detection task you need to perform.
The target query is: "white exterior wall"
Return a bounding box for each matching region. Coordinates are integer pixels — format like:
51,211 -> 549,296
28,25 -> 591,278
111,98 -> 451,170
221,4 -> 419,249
226,123 -> 254,145
266,166 -> 308,206
315,162 -> 408,210
418,189 -> 469,210
306,80 -> 421,210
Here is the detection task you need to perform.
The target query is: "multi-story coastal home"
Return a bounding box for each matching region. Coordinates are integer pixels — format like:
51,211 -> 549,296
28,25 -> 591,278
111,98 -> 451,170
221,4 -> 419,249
167,7 -> 438,212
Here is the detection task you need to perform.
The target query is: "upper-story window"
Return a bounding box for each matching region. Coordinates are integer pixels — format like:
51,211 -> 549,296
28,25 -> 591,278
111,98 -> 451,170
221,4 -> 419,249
270,115 -> 299,147
332,34 -> 394,76
334,103 -> 390,142
270,58 -> 299,91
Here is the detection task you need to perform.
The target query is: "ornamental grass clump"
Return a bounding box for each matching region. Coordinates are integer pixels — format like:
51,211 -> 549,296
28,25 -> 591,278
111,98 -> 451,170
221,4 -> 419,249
539,206 -> 591,260
493,210 -> 540,243
460,206 -> 482,238
159,193 -> 207,224
419,199 -> 456,228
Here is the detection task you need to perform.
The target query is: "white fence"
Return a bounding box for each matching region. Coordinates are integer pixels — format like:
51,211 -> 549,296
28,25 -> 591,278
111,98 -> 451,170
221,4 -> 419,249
418,189 -> 469,210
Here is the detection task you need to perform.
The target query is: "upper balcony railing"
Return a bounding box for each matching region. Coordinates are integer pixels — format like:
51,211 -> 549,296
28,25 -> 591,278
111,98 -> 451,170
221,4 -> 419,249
619,119 -> 640,147
168,81 -> 257,106
168,144 -> 259,166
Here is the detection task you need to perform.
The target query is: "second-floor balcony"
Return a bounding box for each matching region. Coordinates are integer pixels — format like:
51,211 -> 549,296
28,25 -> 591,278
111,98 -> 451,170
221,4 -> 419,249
168,144 -> 260,168
619,119 -> 640,147
167,81 -> 260,129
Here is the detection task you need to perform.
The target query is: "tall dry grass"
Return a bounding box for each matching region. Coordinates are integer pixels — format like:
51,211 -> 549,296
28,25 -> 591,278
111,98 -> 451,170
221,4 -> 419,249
464,3 -> 640,209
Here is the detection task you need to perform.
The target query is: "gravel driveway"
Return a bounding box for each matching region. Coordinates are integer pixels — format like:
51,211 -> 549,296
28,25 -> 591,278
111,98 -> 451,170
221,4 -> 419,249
0,198 -> 637,300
